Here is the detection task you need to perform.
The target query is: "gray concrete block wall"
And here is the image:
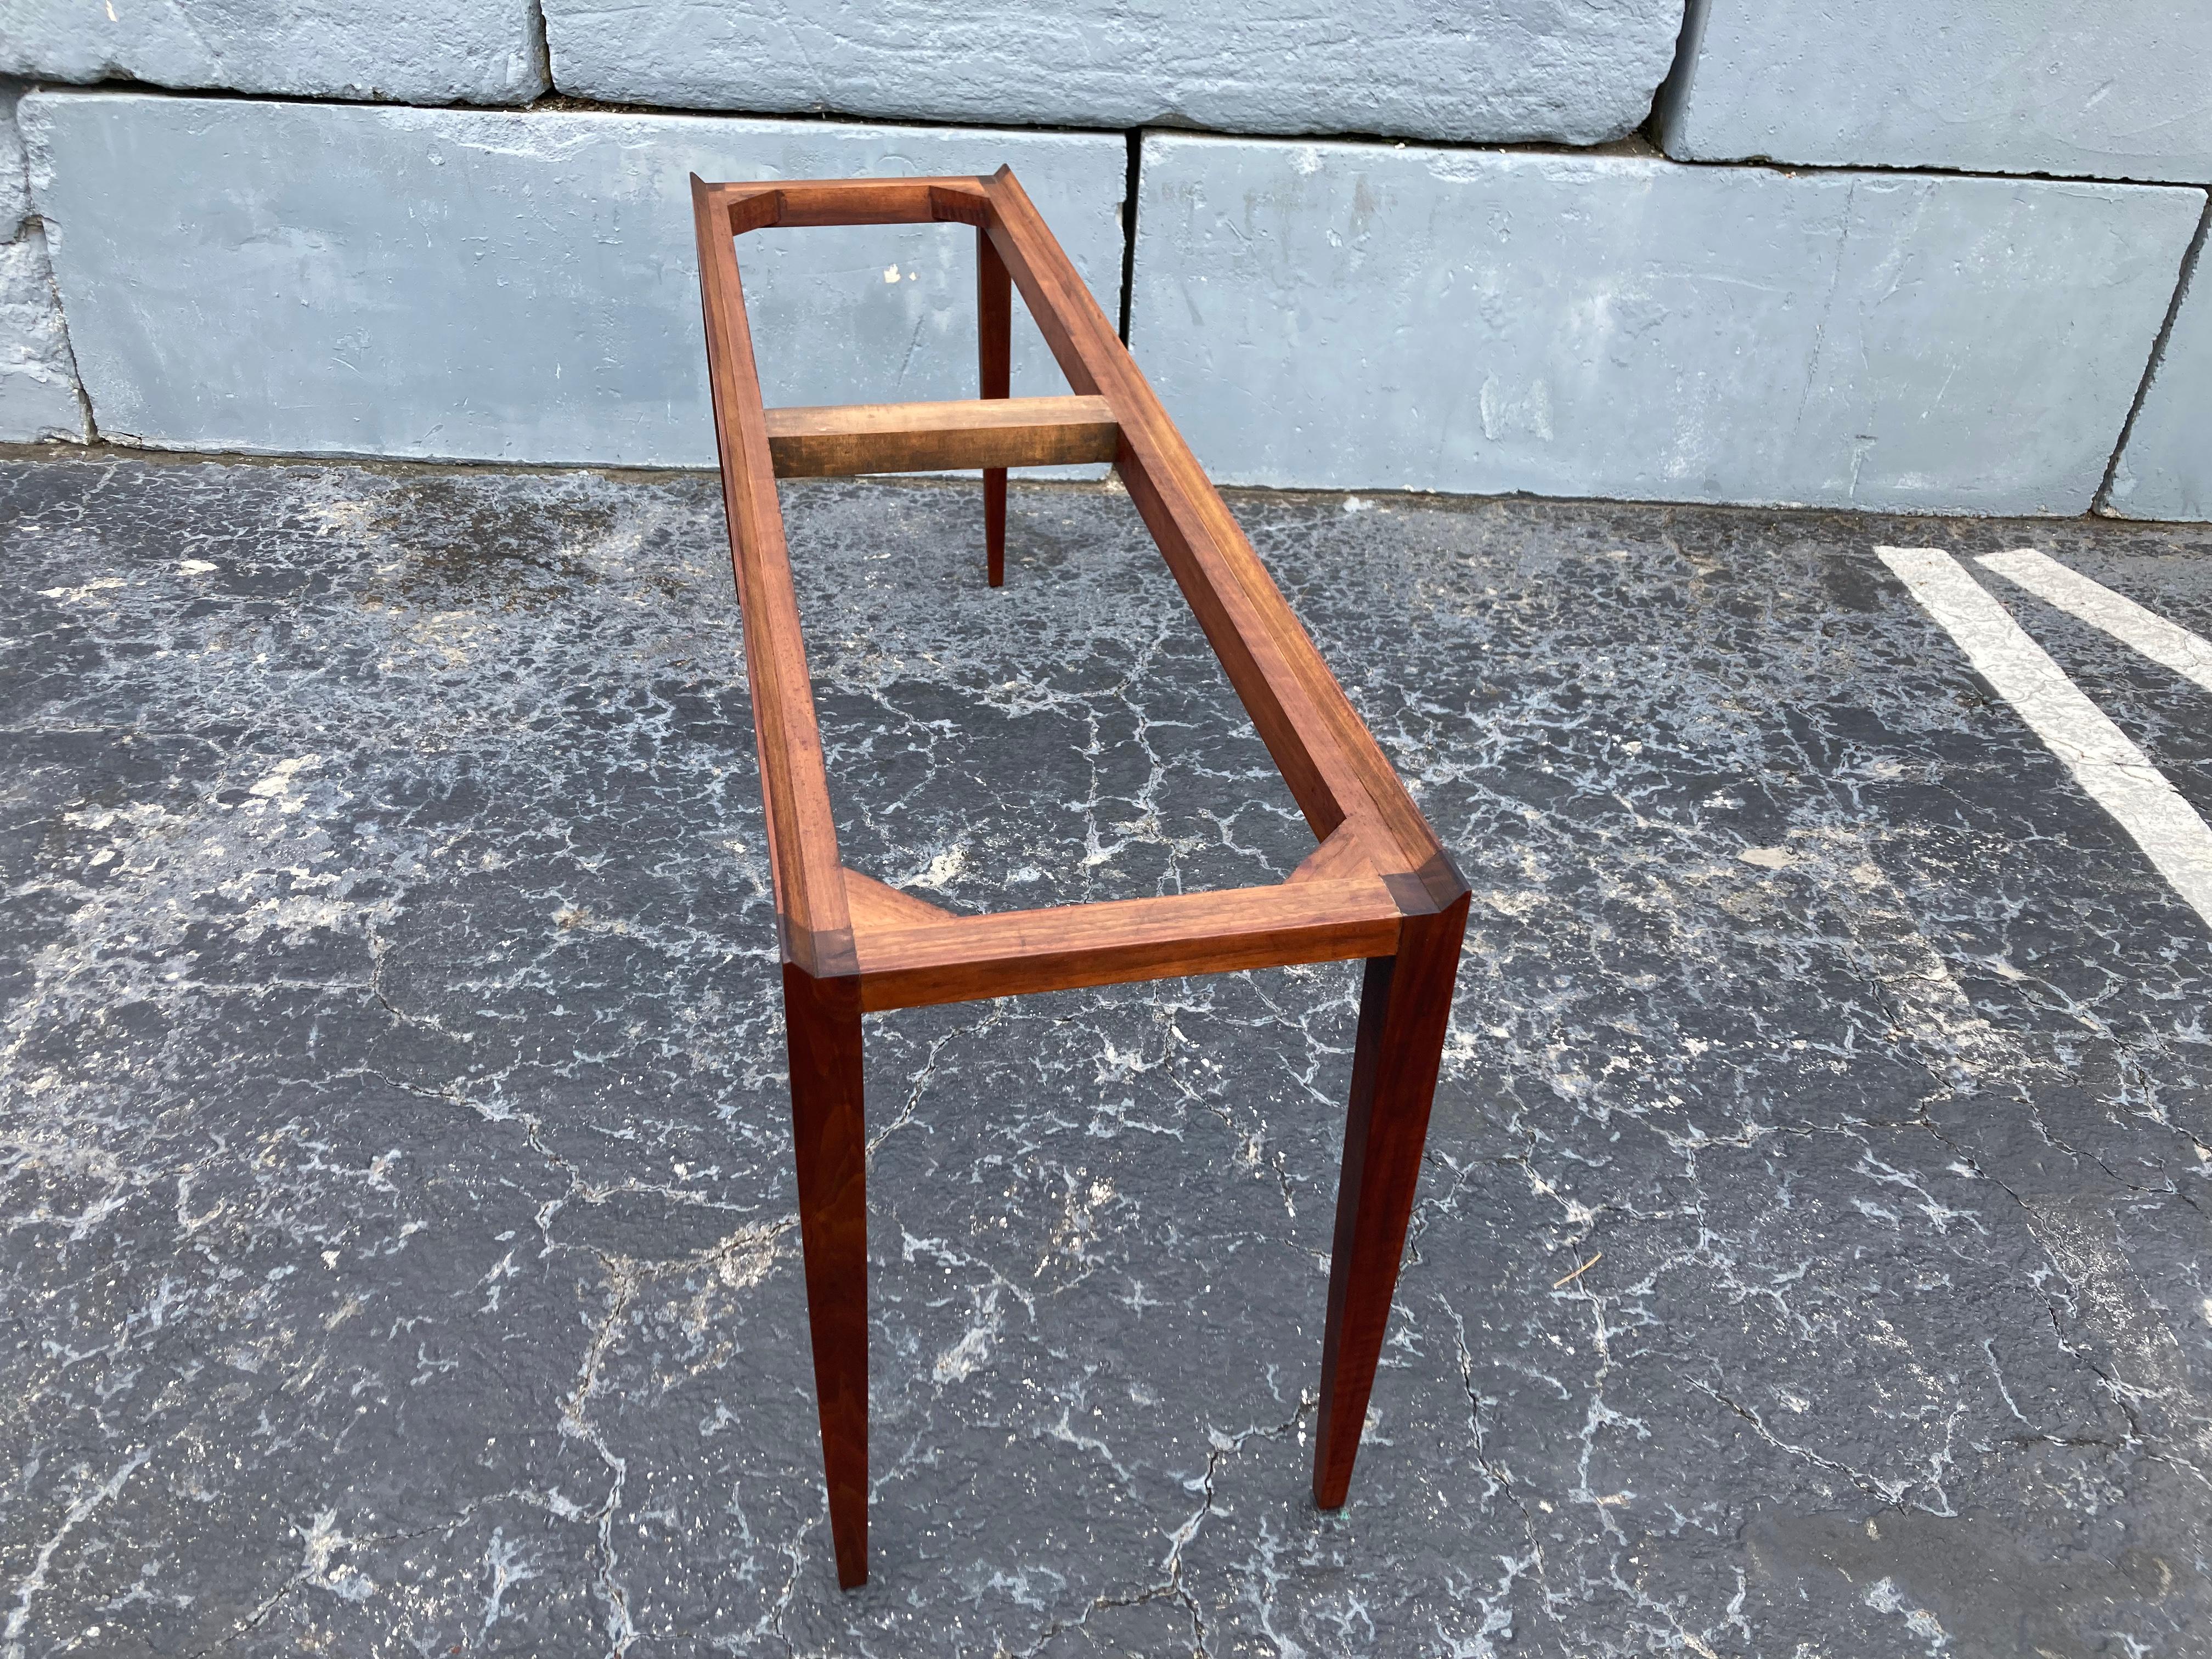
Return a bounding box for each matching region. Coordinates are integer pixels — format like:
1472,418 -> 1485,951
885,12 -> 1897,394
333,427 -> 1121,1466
0,230 -> 83,442
2109,227 -> 2212,523
2,0 -> 549,105
0,81 -> 86,442
540,0 -> 1687,146
1127,134 -> 2199,515
21,93 -> 1124,467
1647,0 -> 2212,519
0,82 -> 29,234
1657,0 -> 2212,185
4,4 -> 2211,520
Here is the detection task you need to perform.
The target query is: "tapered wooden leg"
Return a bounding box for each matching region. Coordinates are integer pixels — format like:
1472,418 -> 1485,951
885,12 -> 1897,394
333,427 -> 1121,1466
783,962 -> 869,1588
1313,896 -> 1469,1508
977,225 -> 1011,587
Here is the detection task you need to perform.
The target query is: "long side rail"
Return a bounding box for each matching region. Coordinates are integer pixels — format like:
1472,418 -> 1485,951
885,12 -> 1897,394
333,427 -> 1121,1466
979,169 -> 1465,909
690,174 -> 856,973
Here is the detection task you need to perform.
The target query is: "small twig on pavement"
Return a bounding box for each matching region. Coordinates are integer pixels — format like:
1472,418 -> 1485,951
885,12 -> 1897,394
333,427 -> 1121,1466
1551,1252 -> 1602,1290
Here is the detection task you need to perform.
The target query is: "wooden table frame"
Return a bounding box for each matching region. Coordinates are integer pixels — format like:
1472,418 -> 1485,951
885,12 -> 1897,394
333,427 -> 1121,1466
690,167 -> 1470,1589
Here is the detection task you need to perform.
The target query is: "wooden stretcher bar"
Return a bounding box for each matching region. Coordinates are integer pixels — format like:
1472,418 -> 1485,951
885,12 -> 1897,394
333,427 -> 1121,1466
763,393 -> 1118,477
690,167 -> 1471,1590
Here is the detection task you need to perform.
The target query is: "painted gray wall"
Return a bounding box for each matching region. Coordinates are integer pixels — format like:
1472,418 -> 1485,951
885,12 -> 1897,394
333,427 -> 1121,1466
0,82 -> 27,235
1127,134 -> 2199,515
0,81 -> 84,442
0,227 -> 83,442
541,0 -> 1687,146
2109,237 -> 2212,523
1,0 -> 548,105
21,94 -> 1124,467
6,9 -> 2212,519
1658,0 -> 2212,185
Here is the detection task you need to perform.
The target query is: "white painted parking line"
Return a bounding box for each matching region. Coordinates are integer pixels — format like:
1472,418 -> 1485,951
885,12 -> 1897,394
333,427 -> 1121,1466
1878,546 -> 2212,928
1977,547 -> 2212,695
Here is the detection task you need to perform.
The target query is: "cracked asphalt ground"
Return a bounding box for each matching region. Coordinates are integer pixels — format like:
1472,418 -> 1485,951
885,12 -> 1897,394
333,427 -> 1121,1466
2,454 -> 2209,1658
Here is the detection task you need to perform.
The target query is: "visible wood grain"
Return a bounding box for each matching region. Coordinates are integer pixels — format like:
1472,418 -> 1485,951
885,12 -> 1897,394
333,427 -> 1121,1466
1312,894 -> 1470,1508
842,868 -> 956,932
927,183 -> 992,227
853,877 -> 1400,1012
978,226 -> 1013,586
689,176 -> 854,975
1289,823 -> 1380,885
783,962 -> 870,1588
714,176 -> 992,231
761,396 -> 1115,478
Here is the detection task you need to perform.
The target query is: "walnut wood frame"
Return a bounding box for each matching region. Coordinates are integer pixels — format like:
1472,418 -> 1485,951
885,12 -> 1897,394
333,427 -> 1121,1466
690,167 -> 1470,1589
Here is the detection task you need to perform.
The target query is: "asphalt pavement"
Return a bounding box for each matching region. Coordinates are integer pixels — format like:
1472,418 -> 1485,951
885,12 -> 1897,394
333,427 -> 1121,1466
2,455 -> 2208,1657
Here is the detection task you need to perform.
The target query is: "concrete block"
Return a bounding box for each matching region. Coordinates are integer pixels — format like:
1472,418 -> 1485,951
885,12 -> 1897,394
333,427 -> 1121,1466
1657,0 -> 2212,184
2,82 -> 87,442
2,0 -> 547,106
3,81 -> 31,238
20,93 -> 1125,467
1127,134 -> 2199,515
1,224 -> 89,442
541,0 -> 1686,147
2107,244 -> 2212,522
